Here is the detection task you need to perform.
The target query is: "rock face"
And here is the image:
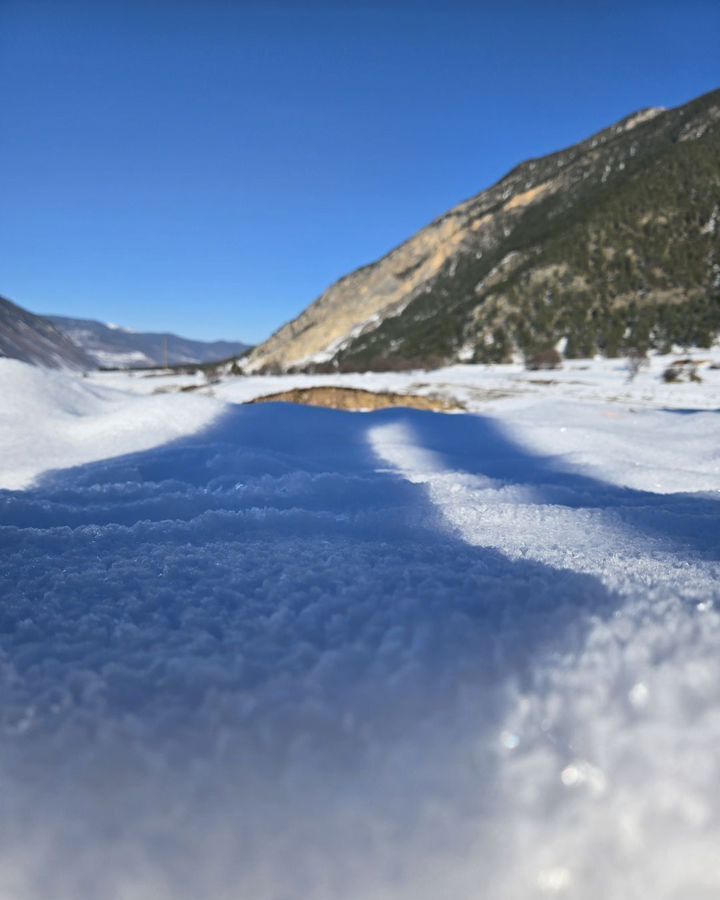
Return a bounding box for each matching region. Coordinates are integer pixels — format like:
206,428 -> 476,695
0,296 -> 94,370
244,87 -> 720,372
46,316 -> 251,370
246,213 -> 472,371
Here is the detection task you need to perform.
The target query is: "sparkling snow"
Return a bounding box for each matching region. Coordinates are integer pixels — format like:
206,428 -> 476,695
1,354 -> 719,899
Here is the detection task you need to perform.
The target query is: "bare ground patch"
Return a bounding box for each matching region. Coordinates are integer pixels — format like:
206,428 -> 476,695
246,386 -> 465,413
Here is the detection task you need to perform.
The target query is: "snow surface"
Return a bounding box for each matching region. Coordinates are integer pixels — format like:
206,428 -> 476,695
92,344 -> 720,409
1,355 -> 720,899
0,360 -> 223,489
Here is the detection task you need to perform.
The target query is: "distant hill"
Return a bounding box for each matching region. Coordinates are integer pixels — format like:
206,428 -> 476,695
0,296 -> 94,370
46,316 -> 251,369
243,87 -> 720,373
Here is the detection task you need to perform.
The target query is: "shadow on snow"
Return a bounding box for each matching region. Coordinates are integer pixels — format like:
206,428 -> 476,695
0,403 -> 716,762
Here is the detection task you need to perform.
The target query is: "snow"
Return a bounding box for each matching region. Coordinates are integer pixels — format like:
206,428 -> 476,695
90,348 -> 152,368
0,360 -> 223,489
94,346 -> 720,408
1,353 -> 720,899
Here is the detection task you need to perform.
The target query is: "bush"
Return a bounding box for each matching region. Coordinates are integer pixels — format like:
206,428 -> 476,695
662,362 -> 702,383
525,348 -> 563,371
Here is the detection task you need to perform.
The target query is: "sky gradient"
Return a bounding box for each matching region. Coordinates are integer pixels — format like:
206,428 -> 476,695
2,0 -> 719,343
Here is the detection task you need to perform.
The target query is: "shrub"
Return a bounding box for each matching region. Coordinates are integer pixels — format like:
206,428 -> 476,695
525,348 -> 563,371
662,362 -> 702,383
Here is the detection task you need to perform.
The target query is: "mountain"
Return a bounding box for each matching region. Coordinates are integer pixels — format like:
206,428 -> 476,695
244,88 -> 720,373
46,316 -> 251,369
0,296 -> 94,370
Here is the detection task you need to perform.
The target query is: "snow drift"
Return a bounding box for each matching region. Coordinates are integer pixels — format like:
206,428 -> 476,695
0,359 -> 223,489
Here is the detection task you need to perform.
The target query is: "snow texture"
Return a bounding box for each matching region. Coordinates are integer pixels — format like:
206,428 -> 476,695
1,358 -> 720,899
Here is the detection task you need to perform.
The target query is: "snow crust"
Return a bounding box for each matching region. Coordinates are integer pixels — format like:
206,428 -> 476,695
1,355 -> 720,898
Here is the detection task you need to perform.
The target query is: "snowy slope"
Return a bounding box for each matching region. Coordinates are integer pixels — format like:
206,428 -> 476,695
0,358 -> 719,899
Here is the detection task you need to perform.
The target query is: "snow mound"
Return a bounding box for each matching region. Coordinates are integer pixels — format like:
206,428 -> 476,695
0,359 -> 223,489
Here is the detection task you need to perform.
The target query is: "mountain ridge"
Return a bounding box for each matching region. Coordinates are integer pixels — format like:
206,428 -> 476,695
243,87 -> 720,373
0,296 -> 94,370
46,315 -> 250,369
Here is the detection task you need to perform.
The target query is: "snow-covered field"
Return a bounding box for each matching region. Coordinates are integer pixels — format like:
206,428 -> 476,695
1,353 -> 720,899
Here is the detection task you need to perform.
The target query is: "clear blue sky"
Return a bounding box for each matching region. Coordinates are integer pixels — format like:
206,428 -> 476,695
1,0 -> 719,343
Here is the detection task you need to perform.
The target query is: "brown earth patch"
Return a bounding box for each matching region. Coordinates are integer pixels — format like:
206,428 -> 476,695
246,386 -> 465,413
